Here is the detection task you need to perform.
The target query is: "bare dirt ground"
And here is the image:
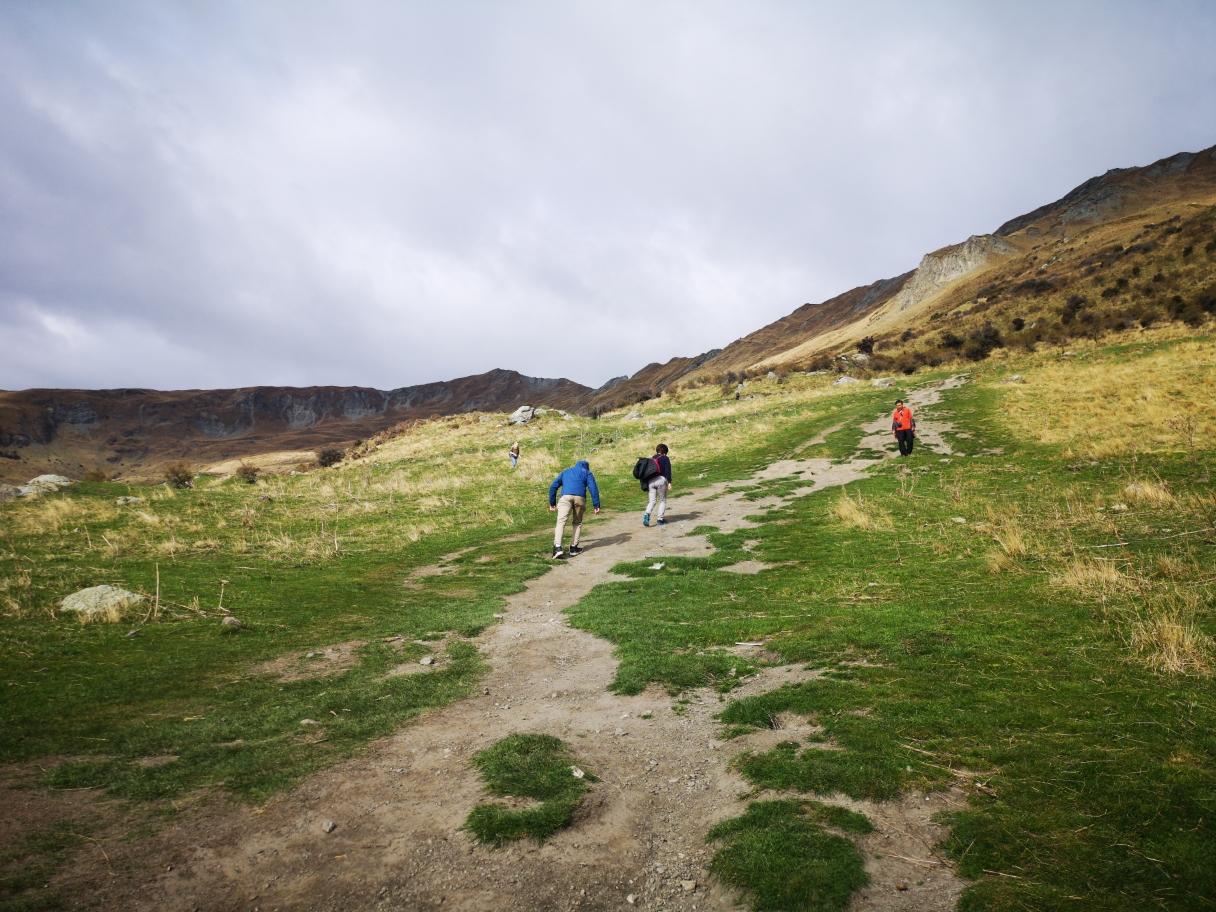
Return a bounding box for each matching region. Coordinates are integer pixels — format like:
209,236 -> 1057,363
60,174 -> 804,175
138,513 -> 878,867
14,378 -> 971,912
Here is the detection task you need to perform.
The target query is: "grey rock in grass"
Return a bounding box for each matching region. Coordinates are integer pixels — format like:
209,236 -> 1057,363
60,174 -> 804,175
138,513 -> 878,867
507,405 -> 535,425
321,820 -> 337,834
0,484 -> 16,503
419,656 -> 435,666
60,585 -> 147,620
116,496 -> 144,505
832,376 -> 859,386
625,411 -> 642,420
220,616 -> 243,631
871,377 -> 893,389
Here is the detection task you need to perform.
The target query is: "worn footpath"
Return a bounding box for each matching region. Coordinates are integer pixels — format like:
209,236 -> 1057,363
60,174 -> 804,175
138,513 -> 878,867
34,378 -> 972,912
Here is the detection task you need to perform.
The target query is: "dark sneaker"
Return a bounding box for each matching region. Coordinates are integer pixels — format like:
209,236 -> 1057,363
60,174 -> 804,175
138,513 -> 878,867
569,545 -> 583,556
643,513 -> 650,527
656,519 -> 668,526
552,546 -> 564,559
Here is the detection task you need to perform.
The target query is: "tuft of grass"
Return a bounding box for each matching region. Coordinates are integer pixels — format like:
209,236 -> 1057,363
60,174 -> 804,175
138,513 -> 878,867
831,488 -> 892,531
1053,557 -> 1129,596
707,799 -> 869,912
463,734 -> 595,845
1123,480 -> 1175,506
1126,589 -> 1213,677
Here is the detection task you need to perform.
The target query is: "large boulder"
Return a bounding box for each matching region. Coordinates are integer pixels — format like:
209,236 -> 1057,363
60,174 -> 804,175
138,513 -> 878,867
871,377 -> 893,389
61,585 -> 147,622
508,406 -> 535,425
833,376 -> 860,386
18,474 -> 73,496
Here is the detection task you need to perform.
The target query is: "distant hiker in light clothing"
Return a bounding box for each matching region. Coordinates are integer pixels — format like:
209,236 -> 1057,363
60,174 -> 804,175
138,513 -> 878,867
549,460 -> 601,558
509,442 -> 520,469
892,400 -> 916,457
643,443 -> 673,527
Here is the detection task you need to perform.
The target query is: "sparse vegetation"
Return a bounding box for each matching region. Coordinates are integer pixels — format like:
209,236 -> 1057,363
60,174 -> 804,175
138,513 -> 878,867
234,462 -> 259,484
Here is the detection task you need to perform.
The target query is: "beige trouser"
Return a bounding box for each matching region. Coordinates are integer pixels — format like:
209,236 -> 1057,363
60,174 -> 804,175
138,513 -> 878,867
646,477 -> 668,520
554,495 -> 586,548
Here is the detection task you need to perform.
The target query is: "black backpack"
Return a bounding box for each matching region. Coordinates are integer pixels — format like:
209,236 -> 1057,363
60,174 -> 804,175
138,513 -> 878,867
632,456 -> 661,484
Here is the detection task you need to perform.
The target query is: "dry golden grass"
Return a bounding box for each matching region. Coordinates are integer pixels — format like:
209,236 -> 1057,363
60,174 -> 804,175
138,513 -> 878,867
1052,558 -> 1130,597
999,338 -> 1216,458
1123,481 -> 1175,507
1127,589 -> 1213,677
832,489 -> 893,531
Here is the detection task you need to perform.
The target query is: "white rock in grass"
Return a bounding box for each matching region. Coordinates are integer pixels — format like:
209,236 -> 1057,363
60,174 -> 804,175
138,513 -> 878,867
221,616 -> 243,631
60,585 -> 147,621
508,405 -> 535,425
23,474 -> 72,493
571,766 -> 585,779
871,377 -> 893,389
116,496 -> 144,505
832,376 -> 859,386
420,656 -> 435,666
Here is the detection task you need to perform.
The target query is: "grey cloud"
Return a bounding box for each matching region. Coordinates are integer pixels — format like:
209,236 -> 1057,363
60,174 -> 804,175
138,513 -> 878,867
1,1 -> 1215,391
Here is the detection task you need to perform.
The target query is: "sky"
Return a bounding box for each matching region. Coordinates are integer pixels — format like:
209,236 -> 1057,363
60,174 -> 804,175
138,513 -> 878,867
2,2 -> 1215,393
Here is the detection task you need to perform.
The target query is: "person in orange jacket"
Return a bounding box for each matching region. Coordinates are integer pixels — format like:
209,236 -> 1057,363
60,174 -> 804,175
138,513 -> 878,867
892,399 -> 916,456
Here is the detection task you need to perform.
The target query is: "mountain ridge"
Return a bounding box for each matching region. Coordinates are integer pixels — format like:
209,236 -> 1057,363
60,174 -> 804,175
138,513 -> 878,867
4,142 -> 1214,483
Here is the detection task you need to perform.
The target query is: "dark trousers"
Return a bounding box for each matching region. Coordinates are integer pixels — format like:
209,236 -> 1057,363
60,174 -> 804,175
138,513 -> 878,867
896,429 -> 915,456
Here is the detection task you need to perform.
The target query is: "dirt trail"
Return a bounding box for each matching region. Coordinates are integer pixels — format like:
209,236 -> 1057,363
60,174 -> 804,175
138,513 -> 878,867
54,378 -> 970,912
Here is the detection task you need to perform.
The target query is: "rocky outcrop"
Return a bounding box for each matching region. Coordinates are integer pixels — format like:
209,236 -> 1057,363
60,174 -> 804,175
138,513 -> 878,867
890,235 -> 1016,312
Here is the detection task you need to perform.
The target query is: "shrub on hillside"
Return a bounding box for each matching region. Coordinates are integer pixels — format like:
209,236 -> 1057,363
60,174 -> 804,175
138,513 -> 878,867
962,322 -> 1003,362
235,462 -> 259,484
1011,317 -> 1025,331
83,469 -> 110,482
317,447 -> 344,468
163,462 -> 193,488
857,336 -> 875,354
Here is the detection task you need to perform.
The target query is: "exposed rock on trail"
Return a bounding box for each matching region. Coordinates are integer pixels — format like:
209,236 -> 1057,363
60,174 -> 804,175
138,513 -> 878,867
51,386 -> 970,912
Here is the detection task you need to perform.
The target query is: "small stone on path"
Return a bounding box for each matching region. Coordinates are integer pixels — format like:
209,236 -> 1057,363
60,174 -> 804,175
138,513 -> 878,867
321,821 -> 337,834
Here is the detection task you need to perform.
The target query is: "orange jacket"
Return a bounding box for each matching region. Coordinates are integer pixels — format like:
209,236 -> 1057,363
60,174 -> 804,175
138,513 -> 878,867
892,406 -> 914,432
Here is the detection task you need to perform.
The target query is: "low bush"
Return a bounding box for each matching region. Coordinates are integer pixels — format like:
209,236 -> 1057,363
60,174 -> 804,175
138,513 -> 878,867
317,447 -> 344,468
162,462 -> 193,488
235,463 -> 259,484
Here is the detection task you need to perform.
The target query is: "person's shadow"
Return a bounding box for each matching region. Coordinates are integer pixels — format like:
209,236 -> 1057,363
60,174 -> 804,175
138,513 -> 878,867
661,512 -> 701,523
585,532 -> 633,549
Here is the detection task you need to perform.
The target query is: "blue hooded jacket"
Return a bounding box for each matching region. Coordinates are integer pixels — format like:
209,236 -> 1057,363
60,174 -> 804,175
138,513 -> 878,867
549,460 -> 600,509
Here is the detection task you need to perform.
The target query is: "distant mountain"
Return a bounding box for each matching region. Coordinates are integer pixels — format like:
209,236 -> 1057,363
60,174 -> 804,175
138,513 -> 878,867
0,369 -> 589,483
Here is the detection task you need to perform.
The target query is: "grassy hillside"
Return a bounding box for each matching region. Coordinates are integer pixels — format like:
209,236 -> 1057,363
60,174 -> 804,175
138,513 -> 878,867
2,334 -> 1214,911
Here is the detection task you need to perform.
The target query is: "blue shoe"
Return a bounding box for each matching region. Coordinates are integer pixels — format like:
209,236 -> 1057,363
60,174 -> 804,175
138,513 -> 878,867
656,519 -> 668,526
643,513 -> 650,527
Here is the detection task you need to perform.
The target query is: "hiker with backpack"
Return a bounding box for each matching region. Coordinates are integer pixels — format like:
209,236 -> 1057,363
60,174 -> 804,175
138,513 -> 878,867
892,399 -> 916,457
548,459 -> 600,558
633,443 -> 672,527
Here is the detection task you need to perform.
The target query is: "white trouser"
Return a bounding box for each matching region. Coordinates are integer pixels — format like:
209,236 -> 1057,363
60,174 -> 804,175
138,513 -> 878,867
646,477 -> 668,520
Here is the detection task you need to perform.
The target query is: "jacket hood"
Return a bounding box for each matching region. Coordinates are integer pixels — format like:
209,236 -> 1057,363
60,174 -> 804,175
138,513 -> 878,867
576,460 -> 590,470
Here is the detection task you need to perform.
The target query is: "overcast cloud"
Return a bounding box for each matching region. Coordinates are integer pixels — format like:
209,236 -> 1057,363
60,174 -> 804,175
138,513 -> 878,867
1,1 -> 1215,392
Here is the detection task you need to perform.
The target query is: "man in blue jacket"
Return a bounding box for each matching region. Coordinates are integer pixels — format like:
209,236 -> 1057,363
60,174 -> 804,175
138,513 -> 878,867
549,459 -> 601,558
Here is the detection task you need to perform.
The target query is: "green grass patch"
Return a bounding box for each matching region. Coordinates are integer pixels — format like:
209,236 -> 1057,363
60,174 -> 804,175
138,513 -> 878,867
463,734 -> 595,845
707,799 -> 869,912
